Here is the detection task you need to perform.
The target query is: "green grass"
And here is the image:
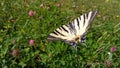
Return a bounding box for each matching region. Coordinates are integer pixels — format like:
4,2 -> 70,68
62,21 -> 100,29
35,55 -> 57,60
0,0 -> 120,68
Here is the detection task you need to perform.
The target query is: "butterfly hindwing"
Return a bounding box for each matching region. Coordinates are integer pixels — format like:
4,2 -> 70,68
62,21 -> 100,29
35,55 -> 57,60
47,11 -> 98,45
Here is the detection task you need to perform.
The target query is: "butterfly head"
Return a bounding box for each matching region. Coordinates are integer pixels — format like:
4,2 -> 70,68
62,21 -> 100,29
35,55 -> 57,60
68,36 -> 81,46
69,35 -> 86,46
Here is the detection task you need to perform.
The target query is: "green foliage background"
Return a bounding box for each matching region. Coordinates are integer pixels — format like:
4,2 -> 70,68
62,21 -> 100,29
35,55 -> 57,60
0,0 -> 120,68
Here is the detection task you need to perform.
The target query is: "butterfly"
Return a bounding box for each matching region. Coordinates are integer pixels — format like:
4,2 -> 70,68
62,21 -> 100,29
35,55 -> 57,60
47,11 -> 98,47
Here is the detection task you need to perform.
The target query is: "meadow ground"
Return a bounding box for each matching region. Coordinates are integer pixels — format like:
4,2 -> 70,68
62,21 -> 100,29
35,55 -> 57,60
0,0 -> 120,68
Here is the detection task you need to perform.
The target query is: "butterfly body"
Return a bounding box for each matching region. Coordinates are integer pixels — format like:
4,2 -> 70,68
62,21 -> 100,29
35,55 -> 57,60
47,11 -> 98,46
73,36 -> 80,42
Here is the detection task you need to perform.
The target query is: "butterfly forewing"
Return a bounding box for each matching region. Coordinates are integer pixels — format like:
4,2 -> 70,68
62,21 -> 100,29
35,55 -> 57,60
48,24 -> 75,41
47,11 -> 98,45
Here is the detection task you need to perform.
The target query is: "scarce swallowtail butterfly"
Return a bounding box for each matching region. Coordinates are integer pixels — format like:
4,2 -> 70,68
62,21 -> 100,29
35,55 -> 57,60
47,11 -> 98,47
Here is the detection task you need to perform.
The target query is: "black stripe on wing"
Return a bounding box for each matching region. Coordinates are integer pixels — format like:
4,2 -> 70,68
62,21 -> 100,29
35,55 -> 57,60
67,22 -> 77,36
69,22 -> 75,31
47,24 -> 70,41
88,11 -> 98,26
61,26 -> 69,33
76,18 -> 80,29
83,15 -> 86,26
52,31 -> 58,35
86,13 -> 89,19
54,30 -> 65,36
